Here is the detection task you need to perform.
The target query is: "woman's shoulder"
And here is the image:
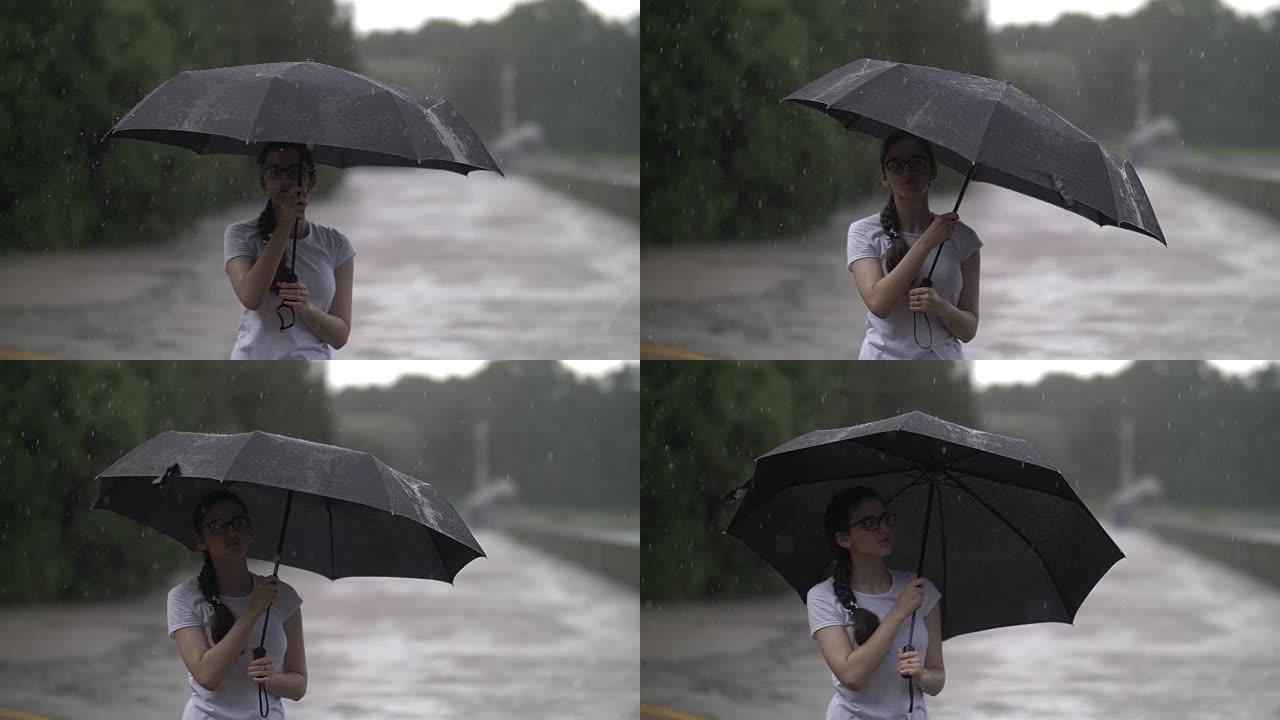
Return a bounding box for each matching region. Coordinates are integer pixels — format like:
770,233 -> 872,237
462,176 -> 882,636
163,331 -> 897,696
167,575 -> 203,603
225,219 -> 263,242
255,573 -> 302,601
847,214 -> 888,256
890,568 -> 939,592
952,219 -> 982,246
848,213 -> 885,236
806,575 -> 837,603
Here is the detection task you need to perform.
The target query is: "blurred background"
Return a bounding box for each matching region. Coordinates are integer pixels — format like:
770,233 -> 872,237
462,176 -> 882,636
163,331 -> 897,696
0,0 -> 640,359
641,359 -> 1280,719
0,360 -> 639,719
640,0 -> 1280,360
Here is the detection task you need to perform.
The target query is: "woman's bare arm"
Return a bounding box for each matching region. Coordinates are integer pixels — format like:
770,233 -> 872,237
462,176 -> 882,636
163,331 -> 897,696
173,610 -> 262,692
226,226 -> 293,311
300,258 -> 353,349
813,609 -> 910,691
913,602 -> 946,696
936,252 -> 980,342
263,610 -> 307,701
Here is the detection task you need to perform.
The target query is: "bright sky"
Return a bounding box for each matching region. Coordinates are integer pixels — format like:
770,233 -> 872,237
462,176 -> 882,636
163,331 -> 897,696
340,0 -> 638,35
988,0 -> 1280,27
969,360 -> 1272,388
325,360 -> 635,389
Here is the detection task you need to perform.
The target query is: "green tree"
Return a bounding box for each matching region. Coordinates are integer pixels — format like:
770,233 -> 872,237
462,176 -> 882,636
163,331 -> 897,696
641,361 -> 974,602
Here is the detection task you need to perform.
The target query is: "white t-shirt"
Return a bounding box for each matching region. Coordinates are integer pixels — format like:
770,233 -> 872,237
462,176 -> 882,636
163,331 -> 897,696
807,570 -> 943,720
224,219 -> 357,360
846,214 -> 982,360
167,573 -> 304,720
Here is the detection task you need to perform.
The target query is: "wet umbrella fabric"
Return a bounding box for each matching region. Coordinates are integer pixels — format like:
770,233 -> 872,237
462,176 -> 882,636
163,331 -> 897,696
726,410 -> 1122,636
724,411 -> 1123,713
92,430 -> 485,717
784,58 -> 1164,245
104,60 -> 502,175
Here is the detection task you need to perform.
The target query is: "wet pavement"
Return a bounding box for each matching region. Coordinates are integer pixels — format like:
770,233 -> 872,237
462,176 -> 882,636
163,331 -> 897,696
642,168 -> 1280,358
0,168 -> 638,359
640,525 -> 1280,720
0,531 -> 639,720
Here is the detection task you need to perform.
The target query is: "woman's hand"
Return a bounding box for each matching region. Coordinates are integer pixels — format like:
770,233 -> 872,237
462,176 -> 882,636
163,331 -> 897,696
277,281 -> 317,319
907,285 -> 949,316
248,655 -> 276,684
274,199 -> 306,237
919,212 -> 958,250
246,576 -> 279,620
889,578 -> 926,623
897,647 -> 923,678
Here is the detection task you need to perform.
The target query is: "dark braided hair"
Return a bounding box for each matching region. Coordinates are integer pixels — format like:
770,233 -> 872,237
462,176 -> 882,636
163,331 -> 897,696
193,488 -> 251,644
824,486 -> 887,646
879,131 -> 937,273
255,142 -> 316,244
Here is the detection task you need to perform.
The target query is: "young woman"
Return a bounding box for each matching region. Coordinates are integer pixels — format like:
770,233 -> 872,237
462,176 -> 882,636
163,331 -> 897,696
224,142 -> 356,359
807,487 -> 944,719
167,489 -> 307,719
847,131 -> 982,359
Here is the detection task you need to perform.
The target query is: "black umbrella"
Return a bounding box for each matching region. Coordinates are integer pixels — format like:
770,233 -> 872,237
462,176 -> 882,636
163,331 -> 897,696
724,411 -> 1123,714
93,430 -> 485,717
104,60 -> 503,332
104,60 -> 502,175
784,58 -> 1165,250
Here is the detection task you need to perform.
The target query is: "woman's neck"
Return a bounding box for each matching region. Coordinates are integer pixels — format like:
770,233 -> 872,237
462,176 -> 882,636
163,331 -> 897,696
849,555 -> 892,593
894,194 -> 933,233
212,558 -> 254,597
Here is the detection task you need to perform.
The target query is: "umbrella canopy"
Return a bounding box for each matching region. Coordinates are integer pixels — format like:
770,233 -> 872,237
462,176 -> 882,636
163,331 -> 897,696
92,430 -> 485,583
784,58 -> 1164,245
105,60 -> 502,175
725,410 -> 1124,641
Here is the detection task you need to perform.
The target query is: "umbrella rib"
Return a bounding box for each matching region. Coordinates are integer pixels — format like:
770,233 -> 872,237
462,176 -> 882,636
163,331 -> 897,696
387,92 -> 425,164
947,474 -> 1070,614
968,80 -> 1011,168
937,483 -> 949,636
882,474 -> 927,507
243,76 -> 285,145
945,464 -> 1080,505
326,495 -> 335,579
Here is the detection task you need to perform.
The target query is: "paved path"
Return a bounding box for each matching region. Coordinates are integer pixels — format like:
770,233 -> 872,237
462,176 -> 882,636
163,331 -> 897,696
641,526 -> 1280,719
0,531 -> 639,719
642,168 -> 1280,358
0,169 -> 638,359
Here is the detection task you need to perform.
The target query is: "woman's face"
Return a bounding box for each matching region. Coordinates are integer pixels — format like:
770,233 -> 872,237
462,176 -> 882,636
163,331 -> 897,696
195,501 -> 254,560
260,147 -> 316,212
881,138 -> 937,199
838,499 -> 895,557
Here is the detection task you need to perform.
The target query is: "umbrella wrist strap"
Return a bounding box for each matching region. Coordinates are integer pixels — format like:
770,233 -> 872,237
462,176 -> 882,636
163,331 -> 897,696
253,641 -> 270,717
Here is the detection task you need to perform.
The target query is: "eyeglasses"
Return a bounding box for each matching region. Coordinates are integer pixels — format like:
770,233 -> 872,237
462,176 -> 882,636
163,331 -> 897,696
883,156 -> 929,175
203,515 -> 252,536
264,164 -> 311,184
847,512 -> 897,532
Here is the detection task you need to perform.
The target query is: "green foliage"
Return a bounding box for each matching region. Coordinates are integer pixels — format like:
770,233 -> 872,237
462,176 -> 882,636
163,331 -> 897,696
992,0 -> 1280,147
1,0 -> 359,253
642,0 -> 992,245
0,361 -> 332,606
331,362 -> 639,512
640,361 -> 974,602
359,0 -> 639,154
979,362 -> 1280,510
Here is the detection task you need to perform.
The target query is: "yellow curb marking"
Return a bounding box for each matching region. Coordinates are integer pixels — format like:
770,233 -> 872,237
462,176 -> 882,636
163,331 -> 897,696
640,343 -> 713,360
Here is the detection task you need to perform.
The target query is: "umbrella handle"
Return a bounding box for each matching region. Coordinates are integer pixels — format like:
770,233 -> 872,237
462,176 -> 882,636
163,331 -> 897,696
902,641 -> 917,714
253,644 -> 270,717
